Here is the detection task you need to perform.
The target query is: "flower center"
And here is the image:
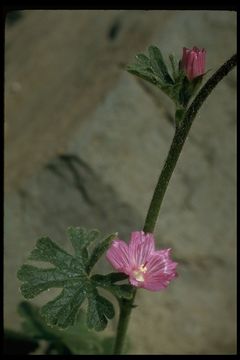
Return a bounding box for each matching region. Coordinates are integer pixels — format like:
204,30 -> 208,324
133,264 -> 147,282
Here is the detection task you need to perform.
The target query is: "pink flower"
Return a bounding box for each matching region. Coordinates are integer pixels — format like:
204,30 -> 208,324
181,47 -> 206,81
106,231 -> 178,291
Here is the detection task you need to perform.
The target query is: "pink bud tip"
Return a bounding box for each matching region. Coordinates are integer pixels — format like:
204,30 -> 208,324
181,46 -> 206,81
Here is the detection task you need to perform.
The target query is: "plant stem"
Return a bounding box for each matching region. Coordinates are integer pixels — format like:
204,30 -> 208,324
113,53 -> 236,355
143,53 -> 236,233
113,289 -> 137,354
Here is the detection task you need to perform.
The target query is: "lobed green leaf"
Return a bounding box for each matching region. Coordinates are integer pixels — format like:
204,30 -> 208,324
148,45 -> 174,84
135,53 -> 151,67
67,227 -> 99,258
126,64 -> 159,85
18,265 -> 67,299
87,290 -> 115,331
86,233 -> 117,274
91,273 -> 134,300
17,227 -> 119,331
127,45 -> 207,110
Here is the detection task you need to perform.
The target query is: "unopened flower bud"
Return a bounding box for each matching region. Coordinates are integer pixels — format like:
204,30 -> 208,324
181,47 -> 206,81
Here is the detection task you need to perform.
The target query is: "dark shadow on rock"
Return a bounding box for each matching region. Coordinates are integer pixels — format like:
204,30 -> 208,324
107,19 -> 122,41
18,153 -> 142,253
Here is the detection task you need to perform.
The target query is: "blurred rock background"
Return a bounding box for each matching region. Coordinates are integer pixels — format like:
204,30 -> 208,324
4,10 -> 236,354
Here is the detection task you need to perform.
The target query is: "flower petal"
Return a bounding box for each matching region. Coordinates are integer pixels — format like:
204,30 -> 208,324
147,249 -> 177,274
143,250 -> 178,291
142,274 -> 173,291
106,239 -> 130,274
129,231 -> 155,268
129,276 -> 141,287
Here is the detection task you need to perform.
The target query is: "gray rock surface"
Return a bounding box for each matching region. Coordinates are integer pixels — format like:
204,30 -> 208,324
5,10 -> 236,354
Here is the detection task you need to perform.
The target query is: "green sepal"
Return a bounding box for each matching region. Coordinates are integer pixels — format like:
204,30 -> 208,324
178,74 -> 203,107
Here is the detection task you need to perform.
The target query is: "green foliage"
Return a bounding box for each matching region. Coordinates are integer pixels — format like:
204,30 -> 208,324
5,301 -> 115,354
169,54 -> 178,81
175,107 -> 186,127
91,273 -> 134,300
148,46 -> 174,85
178,74 -> 203,107
17,227 -> 133,331
18,301 -> 72,354
127,45 -> 204,113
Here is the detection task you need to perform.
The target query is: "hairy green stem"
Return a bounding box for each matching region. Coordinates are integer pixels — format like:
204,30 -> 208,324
143,53 -> 236,233
113,289 -> 137,354
113,53 -> 236,355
